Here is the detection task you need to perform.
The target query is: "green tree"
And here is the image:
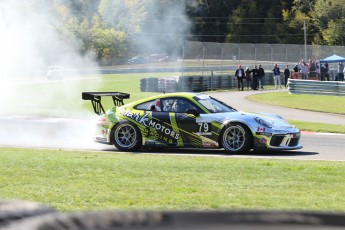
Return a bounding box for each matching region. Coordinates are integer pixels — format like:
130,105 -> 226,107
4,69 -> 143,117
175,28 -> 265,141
89,15 -> 129,65
312,0 -> 345,45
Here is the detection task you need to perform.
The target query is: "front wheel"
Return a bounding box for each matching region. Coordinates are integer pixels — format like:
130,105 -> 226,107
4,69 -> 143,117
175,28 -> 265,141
221,123 -> 252,154
112,121 -> 142,151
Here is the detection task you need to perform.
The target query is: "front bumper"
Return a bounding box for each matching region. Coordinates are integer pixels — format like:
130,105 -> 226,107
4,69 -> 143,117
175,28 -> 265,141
254,131 -> 302,151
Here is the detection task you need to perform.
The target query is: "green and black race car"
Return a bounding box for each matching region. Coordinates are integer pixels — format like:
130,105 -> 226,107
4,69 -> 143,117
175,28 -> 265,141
82,92 -> 302,153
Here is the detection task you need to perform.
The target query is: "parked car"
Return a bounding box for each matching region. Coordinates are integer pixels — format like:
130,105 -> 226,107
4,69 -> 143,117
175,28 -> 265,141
127,56 -> 147,64
46,65 -> 63,80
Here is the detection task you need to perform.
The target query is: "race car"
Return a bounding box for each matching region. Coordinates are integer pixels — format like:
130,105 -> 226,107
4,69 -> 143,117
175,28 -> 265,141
82,92 -> 302,153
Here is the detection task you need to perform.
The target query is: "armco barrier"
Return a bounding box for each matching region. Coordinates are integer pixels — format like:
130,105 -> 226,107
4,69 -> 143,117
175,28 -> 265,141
288,79 -> 345,96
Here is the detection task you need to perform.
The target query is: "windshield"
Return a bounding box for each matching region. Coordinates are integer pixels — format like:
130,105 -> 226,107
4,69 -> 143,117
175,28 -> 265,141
194,95 -> 237,113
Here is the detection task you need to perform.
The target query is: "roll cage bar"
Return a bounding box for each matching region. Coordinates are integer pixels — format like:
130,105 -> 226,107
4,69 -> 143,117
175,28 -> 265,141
82,92 -> 130,115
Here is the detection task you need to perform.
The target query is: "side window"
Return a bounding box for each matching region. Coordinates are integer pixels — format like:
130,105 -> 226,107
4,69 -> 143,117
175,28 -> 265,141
135,100 -> 155,110
135,99 -> 161,111
161,99 -> 176,112
169,98 -> 197,113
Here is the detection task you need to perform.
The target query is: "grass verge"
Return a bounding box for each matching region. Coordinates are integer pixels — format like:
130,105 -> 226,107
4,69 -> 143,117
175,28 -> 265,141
247,92 -> 345,115
1,147 -> 345,212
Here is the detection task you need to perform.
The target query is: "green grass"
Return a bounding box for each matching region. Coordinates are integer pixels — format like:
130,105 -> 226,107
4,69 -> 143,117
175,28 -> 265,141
1,147 -> 344,212
289,120 -> 345,134
247,92 -> 345,133
247,92 -> 345,115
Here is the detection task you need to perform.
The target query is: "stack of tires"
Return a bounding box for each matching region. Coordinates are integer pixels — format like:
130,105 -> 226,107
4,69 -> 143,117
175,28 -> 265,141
209,75 -> 221,90
191,76 -> 203,92
140,75 -> 236,93
140,78 -> 158,92
221,75 -> 232,89
158,77 -> 178,93
177,76 -> 193,92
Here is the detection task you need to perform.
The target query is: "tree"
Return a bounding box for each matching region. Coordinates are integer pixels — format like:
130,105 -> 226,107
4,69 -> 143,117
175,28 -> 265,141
312,0 -> 345,45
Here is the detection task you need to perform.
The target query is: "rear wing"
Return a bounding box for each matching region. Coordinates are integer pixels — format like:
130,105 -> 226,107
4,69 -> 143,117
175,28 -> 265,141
82,92 -> 130,115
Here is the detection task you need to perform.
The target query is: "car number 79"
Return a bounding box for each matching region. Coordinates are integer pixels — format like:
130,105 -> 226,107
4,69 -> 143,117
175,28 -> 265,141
196,122 -> 212,136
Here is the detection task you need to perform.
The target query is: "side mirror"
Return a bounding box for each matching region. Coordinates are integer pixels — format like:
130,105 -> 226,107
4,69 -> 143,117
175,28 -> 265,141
186,108 -> 199,116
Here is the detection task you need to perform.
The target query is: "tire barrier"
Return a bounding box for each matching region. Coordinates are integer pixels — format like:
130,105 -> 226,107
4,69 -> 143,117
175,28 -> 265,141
140,77 -> 159,92
140,75 -> 235,93
1,200 -> 345,230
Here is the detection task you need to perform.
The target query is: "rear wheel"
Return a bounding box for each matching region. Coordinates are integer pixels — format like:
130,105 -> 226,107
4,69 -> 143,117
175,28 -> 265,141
112,121 -> 142,151
221,123 -> 252,154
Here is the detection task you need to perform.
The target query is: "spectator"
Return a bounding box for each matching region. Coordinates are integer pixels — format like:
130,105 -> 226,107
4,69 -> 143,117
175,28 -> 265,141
337,62 -> 344,81
324,63 -> 330,81
258,64 -> 265,89
293,64 -> 299,79
251,65 -> 260,90
308,59 -> 317,79
299,61 -> 308,80
245,67 -> 252,90
320,64 -> 327,81
272,64 -> 282,89
315,60 -> 320,79
235,64 -> 245,91
284,65 -> 290,88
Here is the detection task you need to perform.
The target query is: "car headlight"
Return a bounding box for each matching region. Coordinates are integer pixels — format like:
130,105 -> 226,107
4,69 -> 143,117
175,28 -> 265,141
254,117 -> 273,128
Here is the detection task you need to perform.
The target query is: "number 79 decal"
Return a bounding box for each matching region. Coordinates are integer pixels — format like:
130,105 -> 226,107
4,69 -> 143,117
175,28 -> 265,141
196,122 -> 212,136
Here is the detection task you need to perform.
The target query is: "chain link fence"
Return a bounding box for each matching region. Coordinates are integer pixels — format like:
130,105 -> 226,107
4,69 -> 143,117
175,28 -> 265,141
182,41 -> 345,76
140,41 -> 345,92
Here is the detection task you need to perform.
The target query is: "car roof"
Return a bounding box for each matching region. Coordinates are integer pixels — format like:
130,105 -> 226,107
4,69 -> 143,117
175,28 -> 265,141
124,92 -> 207,107
150,92 -> 204,99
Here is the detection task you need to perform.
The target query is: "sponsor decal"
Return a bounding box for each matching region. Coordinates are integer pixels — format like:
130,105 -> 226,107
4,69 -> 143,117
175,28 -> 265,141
203,142 -> 217,148
121,109 -> 180,140
257,127 -> 266,132
259,138 -> 267,144
255,132 -> 272,136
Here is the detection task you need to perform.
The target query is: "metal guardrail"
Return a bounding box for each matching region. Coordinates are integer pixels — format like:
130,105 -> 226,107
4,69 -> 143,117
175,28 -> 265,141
288,79 -> 345,96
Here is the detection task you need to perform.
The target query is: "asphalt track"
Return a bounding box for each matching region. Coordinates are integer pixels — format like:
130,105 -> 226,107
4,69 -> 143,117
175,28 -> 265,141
0,88 -> 344,161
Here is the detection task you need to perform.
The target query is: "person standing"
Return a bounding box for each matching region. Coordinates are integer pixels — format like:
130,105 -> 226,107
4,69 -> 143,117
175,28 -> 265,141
251,65 -> 260,90
245,67 -> 252,90
325,63 -> 330,81
293,64 -> 299,79
284,65 -> 290,88
258,64 -> 265,89
299,61 -> 308,80
235,64 -> 245,91
337,62 -> 344,81
272,64 -> 281,89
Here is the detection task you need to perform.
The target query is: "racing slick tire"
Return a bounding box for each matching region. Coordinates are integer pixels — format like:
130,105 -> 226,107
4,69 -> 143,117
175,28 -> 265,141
221,122 -> 252,154
112,121 -> 142,151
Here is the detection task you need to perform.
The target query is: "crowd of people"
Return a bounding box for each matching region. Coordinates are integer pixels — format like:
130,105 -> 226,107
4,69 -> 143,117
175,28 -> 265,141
234,59 -> 344,91
294,59 -> 345,82
234,64 -> 265,91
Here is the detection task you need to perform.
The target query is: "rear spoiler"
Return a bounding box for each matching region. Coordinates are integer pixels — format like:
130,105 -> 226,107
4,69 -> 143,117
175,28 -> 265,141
82,92 -> 130,115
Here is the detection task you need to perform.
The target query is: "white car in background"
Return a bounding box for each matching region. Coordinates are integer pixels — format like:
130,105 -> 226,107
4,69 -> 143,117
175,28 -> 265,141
46,65 -> 63,80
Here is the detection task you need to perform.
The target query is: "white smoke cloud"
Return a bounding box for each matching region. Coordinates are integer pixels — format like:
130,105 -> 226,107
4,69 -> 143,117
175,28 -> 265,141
0,0 -> 191,150
0,0 -> 100,149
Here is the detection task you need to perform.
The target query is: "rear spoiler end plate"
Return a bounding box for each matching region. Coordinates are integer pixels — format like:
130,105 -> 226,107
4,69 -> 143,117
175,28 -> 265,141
82,92 -> 130,115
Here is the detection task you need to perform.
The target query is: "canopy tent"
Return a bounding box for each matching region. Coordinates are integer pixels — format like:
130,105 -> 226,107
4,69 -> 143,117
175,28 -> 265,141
320,54 -> 345,63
